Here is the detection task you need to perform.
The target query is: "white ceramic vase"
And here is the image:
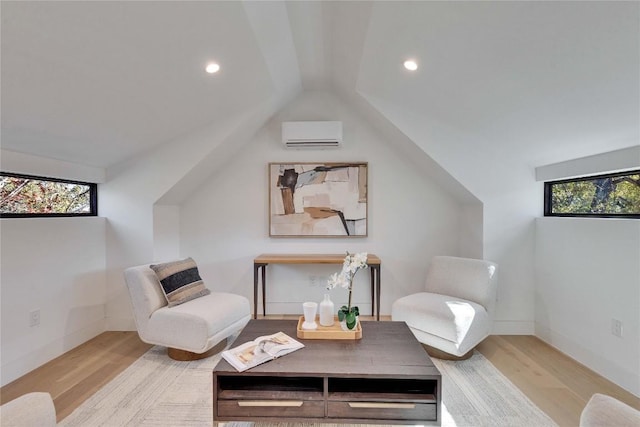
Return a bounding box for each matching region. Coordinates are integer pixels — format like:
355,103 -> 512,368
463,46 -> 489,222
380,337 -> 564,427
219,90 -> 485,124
302,302 -> 318,330
319,294 -> 334,326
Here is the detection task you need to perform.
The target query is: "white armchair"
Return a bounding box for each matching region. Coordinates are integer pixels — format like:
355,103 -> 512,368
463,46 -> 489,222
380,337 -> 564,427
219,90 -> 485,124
580,393 -> 640,427
124,263 -> 250,360
391,256 -> 497,359
0,392 -> 57,426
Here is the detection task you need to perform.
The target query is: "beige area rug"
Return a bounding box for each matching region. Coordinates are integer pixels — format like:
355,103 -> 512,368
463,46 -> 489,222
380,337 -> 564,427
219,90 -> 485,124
59,341 -> 557,427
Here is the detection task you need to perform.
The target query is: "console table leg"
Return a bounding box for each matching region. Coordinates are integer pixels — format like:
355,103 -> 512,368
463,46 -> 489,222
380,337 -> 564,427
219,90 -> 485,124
261,264 -> 267,316
253,264 -> 259,319
370,269 -> 375,317
253,264 -> 269,318
374,266 -> 381,321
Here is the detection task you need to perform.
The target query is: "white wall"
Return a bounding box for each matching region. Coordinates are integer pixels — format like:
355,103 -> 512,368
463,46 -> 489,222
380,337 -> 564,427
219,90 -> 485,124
534,148 -> 640,397
482,186 -> 540,334
358,96 -> 539,334
0,218 -> 106,386
179,91 -> 476,315
100,100 -> 279,330
0,150 -> 107,386
536,217 -> 640,396
153,205 -> 181,262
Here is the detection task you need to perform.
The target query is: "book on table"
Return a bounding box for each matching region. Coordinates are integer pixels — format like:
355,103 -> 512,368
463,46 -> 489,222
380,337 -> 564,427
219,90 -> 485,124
221,331 -> 304,372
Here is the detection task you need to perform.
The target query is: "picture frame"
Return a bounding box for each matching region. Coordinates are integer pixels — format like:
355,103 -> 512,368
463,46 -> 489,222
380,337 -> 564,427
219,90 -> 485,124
269,162 -> 368,237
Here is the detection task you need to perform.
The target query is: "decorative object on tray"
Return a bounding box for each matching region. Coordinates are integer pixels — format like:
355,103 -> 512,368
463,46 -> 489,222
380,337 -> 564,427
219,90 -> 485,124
327,251 -> 368,330
319,294 -> 335,326
296,316 -> 362,340
221,331 -> 304,372
340,315 -> 358,331
302,301 -> 318,330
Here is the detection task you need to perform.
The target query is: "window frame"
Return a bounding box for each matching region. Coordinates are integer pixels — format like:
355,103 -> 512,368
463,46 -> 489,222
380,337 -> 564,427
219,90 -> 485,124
544,169 -> 640,219
0,172 -> 98,218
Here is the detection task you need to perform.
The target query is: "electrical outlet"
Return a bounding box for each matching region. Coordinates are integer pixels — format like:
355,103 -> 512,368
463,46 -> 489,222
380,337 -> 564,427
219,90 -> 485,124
611,318 -> 623,338
29,309 -> 41,327
309,275 -> 317,287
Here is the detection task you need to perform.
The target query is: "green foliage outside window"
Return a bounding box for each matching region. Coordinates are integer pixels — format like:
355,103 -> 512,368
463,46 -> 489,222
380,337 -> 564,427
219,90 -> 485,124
0,173 -> 97,217
546,171 -> 640,217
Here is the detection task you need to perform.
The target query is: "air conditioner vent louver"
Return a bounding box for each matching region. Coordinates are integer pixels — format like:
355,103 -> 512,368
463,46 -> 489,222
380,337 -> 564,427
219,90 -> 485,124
282,121 -> 342,149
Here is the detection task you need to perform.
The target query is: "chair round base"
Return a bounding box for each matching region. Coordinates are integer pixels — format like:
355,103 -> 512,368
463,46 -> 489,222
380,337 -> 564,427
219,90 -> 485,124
167,338 -> 227,361
422,343 -> 474,361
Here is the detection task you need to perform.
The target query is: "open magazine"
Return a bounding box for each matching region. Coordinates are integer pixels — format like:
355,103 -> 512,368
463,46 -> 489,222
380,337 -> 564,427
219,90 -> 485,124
221,331 -> 305,372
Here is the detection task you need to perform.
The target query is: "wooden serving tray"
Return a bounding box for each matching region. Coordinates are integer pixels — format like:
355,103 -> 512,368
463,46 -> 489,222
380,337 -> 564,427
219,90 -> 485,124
296,316 -> 362,340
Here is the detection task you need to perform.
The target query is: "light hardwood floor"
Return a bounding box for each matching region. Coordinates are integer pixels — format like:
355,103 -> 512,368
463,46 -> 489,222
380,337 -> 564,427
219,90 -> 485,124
1,316 -> 638,426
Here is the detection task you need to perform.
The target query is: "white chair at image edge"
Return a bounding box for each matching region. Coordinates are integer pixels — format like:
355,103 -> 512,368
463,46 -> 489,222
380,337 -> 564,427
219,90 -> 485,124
392,256 -> 497,360
124,264 -> 251,360
0,392 -> 57,426
580,393 -> 640,426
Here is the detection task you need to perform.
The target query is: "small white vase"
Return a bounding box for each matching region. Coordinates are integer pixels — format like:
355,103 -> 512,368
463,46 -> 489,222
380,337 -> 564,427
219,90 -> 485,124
319,294 -> 334,326
302,301 -> 318,330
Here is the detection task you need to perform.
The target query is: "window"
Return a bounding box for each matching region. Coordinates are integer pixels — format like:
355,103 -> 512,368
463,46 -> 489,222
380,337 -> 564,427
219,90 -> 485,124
544,170 -> 640,218
0,172 -> 97,218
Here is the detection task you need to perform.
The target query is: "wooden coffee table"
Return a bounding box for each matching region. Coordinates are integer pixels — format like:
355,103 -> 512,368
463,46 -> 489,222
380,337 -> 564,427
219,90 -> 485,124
213,319 -> 441,425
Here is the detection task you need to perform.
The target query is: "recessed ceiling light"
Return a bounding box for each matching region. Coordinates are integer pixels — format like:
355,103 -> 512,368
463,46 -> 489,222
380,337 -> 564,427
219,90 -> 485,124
403,60 -> 418,71
205,62 -> 220,74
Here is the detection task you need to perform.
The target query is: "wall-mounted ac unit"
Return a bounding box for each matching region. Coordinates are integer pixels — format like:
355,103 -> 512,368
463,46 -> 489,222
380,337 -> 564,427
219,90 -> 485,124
282,121 -> 342,148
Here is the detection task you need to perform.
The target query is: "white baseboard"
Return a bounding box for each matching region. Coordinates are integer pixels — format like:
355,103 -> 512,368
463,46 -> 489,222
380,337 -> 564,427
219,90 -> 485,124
536,324 -> 640,398
106,316 -> 136,331
492,320 -> 535,335
1,319 -> 106,387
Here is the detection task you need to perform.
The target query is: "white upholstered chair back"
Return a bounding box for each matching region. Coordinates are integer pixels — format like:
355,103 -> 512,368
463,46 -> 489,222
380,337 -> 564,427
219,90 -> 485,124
124,265 -> 168,339
425,256 -> 498,316
123,262 -> 251,359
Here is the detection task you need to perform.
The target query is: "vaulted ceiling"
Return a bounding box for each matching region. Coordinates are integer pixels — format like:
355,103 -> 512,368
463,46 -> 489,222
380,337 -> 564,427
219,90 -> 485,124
2,1 -> 638,171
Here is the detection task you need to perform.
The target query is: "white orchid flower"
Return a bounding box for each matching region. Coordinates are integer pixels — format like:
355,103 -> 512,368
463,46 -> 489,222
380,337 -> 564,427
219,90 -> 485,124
327,252 -> 369,290
326,252 -> 369,330
327,272 -> 340,290
339,273 -> 350,289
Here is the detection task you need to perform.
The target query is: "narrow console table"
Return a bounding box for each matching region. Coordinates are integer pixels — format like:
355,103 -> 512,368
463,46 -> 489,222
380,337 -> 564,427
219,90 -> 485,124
253,253 -> 382,320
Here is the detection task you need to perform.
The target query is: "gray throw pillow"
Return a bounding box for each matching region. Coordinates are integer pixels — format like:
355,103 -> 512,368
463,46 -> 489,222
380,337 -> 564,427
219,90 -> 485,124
150,257 -> 210,307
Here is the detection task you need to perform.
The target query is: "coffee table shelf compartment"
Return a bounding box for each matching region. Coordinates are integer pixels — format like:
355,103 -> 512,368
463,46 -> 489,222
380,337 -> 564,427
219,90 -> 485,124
216,375 -> 324,401
214,373 -> 439,424
327,376 -> 438,421
217,400 -> 325,419
215,374 -> 325,419
327,401 -> 437,422
328,377 -> 438,402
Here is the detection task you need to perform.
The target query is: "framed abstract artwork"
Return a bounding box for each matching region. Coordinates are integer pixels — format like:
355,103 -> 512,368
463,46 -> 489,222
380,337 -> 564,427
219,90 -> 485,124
269,162 -> 368,237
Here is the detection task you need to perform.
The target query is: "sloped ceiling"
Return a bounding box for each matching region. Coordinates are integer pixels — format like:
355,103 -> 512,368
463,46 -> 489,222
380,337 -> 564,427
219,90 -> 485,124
1,1 -> 284,167
1,1 -> 638,171
356,1 -> 639,170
